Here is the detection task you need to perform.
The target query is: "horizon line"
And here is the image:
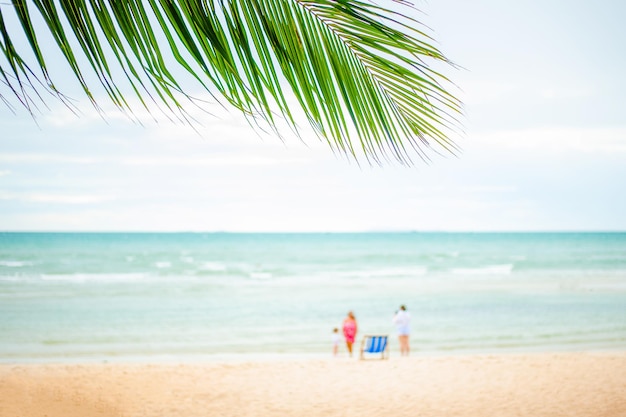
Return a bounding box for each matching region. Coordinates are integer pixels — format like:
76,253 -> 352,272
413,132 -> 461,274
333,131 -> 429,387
1,230 -> 625,234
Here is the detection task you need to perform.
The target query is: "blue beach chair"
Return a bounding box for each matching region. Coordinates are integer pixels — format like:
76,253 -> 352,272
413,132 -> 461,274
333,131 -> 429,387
360,335 -> 389,360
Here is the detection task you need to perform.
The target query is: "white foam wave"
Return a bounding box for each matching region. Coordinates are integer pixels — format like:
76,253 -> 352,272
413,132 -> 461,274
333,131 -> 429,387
39,273 -> 146,282
0,261 -> 31,267
338,267 -> 427,278
199,262 -> 227,272
590,254 -> 626,261
0,276 -> 24,282
154,261 -> 171,269
249,272 -> 272,280
451,264 -> 513,275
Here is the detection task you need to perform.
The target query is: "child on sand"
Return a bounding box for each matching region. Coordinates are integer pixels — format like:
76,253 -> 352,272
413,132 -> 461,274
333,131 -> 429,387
331,328 -> 341,356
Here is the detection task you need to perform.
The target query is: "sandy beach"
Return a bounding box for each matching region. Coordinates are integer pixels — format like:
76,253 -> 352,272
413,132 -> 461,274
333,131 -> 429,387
1,352 -> 625,417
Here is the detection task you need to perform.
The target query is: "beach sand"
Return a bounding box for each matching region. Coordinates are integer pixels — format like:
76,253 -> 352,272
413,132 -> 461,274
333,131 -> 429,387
1,352 -> 625,417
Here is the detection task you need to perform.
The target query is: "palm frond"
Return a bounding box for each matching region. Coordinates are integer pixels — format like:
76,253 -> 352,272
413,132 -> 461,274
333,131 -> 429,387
0,0 -> 462,164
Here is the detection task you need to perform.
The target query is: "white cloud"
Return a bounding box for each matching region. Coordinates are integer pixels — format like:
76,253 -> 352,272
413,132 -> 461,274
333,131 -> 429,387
41,96 -> 176,128
120,154 -> 307,167
0,153 -> 98,164
40,91 -> 298,138
0,192 -> 117,204
474,127 -> 626,153
462,185 -> 517,194
462,80 -> 519,105
0,170 -> 11,177
539,87 -> 591,100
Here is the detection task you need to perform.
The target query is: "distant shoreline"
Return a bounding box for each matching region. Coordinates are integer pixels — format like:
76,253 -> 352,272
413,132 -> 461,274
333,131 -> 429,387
2,230 -> 626,234
4,345 -> 626,366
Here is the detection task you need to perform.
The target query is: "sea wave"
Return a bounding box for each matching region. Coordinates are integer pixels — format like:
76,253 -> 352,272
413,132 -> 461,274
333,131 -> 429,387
0,275 -> 25,282
39,273 -> 147,282
337,266 -> 428,278
199,262 -> 228,272
450,264 -> 514,275
249,272 -> 273,280
0,260 -> 32,267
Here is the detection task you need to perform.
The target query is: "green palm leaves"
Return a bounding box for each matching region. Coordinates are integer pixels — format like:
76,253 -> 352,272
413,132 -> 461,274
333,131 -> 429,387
0,0 -> 461,164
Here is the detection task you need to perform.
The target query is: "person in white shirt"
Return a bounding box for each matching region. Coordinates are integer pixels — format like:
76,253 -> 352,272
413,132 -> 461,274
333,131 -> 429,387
392,305 -> 411,356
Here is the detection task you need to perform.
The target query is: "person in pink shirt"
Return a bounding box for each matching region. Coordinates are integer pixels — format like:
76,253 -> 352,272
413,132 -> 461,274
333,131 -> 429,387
342,311 -> 358,357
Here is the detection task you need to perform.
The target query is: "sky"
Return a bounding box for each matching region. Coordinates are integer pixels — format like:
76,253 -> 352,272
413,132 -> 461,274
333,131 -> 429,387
0,0 -> 625,232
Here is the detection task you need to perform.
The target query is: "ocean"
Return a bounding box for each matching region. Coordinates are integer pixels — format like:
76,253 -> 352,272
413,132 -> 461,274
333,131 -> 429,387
1,232 -> 625,362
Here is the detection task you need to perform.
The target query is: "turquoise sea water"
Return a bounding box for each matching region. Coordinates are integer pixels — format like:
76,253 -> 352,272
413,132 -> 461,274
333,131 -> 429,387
1,232 -> 625,362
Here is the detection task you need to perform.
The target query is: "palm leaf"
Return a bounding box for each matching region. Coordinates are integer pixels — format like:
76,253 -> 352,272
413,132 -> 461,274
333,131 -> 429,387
0,0 -> 462,164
